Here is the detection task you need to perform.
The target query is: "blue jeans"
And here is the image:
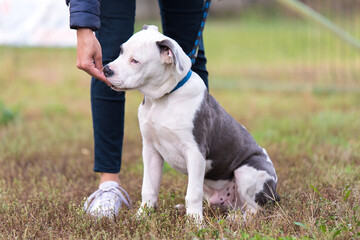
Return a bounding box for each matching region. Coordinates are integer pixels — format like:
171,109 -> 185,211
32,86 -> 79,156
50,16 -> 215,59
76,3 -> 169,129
91,0 -> 209,173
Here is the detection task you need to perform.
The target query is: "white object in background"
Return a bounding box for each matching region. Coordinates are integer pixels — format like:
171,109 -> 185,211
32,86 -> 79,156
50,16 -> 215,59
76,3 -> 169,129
0,0 -> 76,47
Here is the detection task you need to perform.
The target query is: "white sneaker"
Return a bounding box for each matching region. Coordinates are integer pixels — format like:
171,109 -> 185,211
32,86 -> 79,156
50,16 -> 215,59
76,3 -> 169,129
83,181 -> 132,218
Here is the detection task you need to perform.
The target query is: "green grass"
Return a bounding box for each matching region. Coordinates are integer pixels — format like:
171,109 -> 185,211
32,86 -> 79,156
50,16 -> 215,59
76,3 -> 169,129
0,16 -> 360,239
204,16 -> 360,91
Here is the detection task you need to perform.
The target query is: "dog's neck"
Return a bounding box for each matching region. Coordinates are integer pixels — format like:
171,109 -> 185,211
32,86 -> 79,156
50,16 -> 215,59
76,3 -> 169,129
139,67 -> 192,99
169,70 -> 192,94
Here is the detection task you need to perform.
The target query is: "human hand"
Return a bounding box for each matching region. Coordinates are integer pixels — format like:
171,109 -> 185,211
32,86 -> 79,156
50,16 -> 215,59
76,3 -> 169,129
76,28 -> 112,86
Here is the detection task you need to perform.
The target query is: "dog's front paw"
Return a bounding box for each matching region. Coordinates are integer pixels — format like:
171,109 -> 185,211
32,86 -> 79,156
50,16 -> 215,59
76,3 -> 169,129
136,204 -> 156,219
136,207 -> 145,219
186,209 -> 204,226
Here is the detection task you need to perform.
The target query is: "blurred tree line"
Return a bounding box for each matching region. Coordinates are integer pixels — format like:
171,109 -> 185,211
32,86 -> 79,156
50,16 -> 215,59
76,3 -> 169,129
136,0 -> 360,19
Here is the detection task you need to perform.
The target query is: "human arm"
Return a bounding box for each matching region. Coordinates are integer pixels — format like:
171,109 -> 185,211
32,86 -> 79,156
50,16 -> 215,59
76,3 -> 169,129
66,0 -> 111,85
76,28 -> 109,85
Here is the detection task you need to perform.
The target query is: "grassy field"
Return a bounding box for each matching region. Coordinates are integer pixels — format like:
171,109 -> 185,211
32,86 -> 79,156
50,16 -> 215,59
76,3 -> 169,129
0,17 -> 360,239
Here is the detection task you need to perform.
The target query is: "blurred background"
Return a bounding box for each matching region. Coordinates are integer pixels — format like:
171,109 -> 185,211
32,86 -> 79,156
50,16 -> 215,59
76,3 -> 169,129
1,0 -> 359,91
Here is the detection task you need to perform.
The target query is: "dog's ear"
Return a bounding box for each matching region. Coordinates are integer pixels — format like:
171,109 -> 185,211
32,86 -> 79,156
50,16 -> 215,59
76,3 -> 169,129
143,25 -> 159,31
156,39 -> 184,74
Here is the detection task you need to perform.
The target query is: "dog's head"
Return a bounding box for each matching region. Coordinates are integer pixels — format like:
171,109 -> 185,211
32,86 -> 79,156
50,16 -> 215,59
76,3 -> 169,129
104,25 -> 192,98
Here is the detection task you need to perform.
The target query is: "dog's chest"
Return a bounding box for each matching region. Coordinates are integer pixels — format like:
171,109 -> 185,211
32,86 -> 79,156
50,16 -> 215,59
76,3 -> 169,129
138,94 -> 204,174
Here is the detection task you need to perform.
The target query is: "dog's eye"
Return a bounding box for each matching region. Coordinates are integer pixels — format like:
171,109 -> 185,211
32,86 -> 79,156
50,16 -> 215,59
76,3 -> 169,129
131,58 -> 140,64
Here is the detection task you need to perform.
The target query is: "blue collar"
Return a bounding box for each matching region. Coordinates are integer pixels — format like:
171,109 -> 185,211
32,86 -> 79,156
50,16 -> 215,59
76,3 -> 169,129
170,70 -> 192,93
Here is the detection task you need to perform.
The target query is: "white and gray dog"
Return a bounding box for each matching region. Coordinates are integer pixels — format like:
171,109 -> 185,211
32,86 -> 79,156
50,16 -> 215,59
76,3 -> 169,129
103,25 -> 279,222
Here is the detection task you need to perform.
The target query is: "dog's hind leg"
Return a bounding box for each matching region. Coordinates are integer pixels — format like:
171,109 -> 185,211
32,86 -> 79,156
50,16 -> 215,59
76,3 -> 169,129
234,164 -> 277,217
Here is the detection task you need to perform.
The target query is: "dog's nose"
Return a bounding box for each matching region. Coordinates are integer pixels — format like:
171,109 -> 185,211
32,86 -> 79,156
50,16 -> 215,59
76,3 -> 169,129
103,65 -> 114,77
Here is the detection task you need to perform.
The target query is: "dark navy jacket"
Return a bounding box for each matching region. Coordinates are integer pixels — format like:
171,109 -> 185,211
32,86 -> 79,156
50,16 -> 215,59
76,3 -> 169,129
66,0 -> 101,30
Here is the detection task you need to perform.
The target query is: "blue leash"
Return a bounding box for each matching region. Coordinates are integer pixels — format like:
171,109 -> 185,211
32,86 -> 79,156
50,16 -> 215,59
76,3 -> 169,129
171,0 -> 211,94
170,70 -> 192,93
189,0 -> 212,65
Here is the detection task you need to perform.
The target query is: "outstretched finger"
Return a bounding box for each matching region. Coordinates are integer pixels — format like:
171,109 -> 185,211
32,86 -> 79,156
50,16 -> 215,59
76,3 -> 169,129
94,54 -> 112,86
87,67 -> 112,87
